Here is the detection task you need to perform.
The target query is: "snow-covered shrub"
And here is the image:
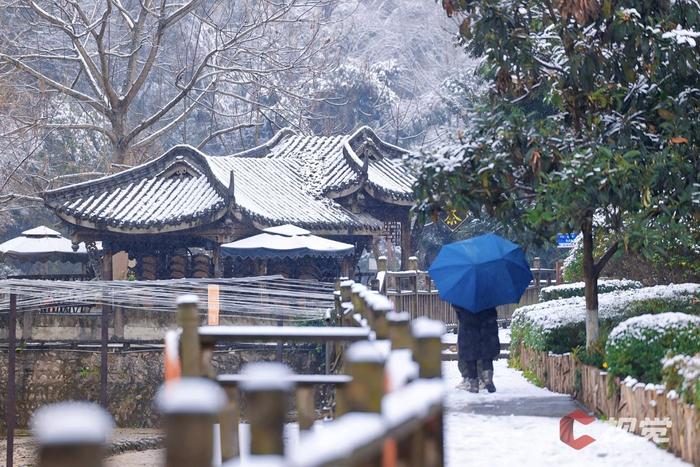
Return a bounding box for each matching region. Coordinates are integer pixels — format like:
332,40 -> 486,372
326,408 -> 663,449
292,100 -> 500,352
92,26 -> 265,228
511,283 -> 700,354
606,313 -> 700,384
539,279 -> 643,302
662,353 -> 700,406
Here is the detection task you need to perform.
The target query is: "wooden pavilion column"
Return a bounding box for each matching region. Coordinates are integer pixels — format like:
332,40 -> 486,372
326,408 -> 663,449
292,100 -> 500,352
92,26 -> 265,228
101,246 -> 113,281
212,244 -> 222,278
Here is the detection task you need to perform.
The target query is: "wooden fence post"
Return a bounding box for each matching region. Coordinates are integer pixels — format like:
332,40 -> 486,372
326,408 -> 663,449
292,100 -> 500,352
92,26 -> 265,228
156,378 -> 226,467
342,341 -> 387,467
31,402 -> 114,467
240,362 -> 293,457
412,318 -> 446,467
296,384 -> 317,431
219,387 -> 240,461
342,341 -> 387,415
351,283 -> 369,324
387,311 -> 412,350
366,294 -> 393,340
176,294 -> 201,377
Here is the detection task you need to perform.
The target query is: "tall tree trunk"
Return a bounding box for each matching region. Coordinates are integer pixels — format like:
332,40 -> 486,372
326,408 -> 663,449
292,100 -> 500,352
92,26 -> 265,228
582,216 -> 599,349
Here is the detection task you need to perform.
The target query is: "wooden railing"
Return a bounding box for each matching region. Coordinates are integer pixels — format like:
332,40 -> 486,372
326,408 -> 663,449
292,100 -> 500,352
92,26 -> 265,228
25,282 -> 447,467
376,256 -> 559,323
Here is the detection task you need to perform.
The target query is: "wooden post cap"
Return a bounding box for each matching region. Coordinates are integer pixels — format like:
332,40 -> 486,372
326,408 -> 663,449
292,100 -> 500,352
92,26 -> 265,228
176,294 -> 199,306
240,362 -> 293,457
156,377 -> 227,415
365,294 -> 393,340
408,256 -> 419,270
411,318 -> 445,379
387,311 -> 412,350
32,402 -> 114,467
344,341 -> 389,414
377,256 -> 388,272
339,279 -> 354,302
32,402 -> 114,446
157,378 -> 226,467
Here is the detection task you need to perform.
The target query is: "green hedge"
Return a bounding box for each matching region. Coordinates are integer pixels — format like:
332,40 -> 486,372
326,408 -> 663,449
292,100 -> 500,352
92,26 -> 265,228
510,284 -> 700,358
606,313 -> 700,383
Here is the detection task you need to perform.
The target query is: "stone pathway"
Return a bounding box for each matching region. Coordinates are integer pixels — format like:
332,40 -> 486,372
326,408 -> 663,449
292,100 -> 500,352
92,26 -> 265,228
444,360 -> 689,466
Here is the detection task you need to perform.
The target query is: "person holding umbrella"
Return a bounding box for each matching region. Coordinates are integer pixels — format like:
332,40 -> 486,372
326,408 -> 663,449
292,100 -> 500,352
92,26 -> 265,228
429,233 -> 533,393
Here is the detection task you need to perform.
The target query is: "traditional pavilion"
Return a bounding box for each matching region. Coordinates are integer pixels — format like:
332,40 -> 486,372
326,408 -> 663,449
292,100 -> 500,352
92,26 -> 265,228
43,127 -> 416,280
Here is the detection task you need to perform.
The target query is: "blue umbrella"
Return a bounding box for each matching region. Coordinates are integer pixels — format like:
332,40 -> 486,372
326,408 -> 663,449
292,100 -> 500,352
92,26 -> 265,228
428,233 -> 533,313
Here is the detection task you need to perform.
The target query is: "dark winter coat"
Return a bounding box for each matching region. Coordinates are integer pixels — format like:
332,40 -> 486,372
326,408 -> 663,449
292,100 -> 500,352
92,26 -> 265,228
455,306 -> 500,362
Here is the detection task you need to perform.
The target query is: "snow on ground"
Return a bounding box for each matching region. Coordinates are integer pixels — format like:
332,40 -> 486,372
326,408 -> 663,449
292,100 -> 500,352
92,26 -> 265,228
444,360 -> 689,466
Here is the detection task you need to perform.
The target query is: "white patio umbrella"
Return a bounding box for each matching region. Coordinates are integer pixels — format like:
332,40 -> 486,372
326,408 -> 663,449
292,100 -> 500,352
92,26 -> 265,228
0,226 -> 99,263
221,224 -> 354,260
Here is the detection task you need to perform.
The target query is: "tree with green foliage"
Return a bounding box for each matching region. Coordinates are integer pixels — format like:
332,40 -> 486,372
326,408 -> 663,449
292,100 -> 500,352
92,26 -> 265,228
416,0 -> 700,348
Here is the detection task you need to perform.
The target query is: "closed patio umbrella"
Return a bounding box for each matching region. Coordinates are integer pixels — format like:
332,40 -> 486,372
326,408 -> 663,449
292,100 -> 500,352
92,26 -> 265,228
0,226 -> 98,263
221,224 -> 354,260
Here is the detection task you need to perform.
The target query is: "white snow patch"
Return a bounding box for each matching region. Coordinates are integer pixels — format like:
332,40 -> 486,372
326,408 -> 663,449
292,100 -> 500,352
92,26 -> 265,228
443,360 -> 688,466
31,402 -> 114,446
513,283 -> 700,332
239,362 -> 295,392
345,340 -> 390,363
412,317 -> 446,338
156,377 -> 226,414
608,312 -> 700,345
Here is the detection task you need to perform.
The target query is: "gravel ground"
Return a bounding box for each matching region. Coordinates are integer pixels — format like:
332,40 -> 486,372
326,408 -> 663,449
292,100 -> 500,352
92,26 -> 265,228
105,448 -> 165,466
0,428 -> 162,467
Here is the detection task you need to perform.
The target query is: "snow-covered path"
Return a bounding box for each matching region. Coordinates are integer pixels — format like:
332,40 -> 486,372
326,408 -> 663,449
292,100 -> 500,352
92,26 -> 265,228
444,360 -> 689,466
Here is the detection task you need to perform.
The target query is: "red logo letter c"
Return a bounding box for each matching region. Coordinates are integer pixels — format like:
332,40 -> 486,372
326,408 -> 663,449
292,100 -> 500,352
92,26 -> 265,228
560,409 -> 596,450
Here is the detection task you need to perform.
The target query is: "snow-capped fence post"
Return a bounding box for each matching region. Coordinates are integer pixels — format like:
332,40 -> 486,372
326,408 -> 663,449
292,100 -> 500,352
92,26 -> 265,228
157,378 -> 226,467
341,341 -> 387,415
31,402 -> 113,467
351,283 -> 368,324
387,311 -> 412,350
240,362 -> 294,457
176,294 -> 202,377
368,294 -> 393,340
339,279 -> 353,326
412,318 -> 446,467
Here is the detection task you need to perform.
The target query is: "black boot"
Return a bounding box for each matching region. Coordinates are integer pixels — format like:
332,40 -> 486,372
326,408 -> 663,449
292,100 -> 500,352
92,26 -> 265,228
465,377 -> 479,393
482,370 -> 496,393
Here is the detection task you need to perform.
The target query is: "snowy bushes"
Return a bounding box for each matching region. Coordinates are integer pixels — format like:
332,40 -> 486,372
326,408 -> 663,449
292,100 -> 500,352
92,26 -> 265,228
605,313 -> 700,384
539,279 -> 642,302
663,354 -> 700,406
511,283 -> 700,354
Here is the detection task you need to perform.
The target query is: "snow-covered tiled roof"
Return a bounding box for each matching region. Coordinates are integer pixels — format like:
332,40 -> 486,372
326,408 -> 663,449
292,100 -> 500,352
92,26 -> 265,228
44,128 -> 413,235
234,126 -> 416,203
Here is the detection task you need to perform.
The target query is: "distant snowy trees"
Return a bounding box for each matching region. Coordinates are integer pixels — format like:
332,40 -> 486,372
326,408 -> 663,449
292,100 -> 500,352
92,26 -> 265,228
0,0 -> 473,223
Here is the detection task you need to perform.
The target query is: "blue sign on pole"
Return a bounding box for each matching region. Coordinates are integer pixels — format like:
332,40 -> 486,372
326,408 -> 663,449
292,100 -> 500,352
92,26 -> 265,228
557,233 -> 578,248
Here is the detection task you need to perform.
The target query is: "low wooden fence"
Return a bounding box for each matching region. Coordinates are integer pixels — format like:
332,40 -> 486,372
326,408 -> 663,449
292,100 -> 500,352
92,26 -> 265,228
376,256 -> 556,324
519,346 -> 700,465
25,281 -> 447,467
